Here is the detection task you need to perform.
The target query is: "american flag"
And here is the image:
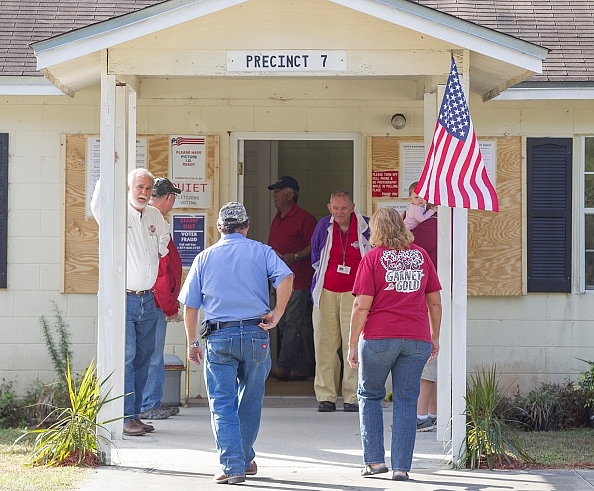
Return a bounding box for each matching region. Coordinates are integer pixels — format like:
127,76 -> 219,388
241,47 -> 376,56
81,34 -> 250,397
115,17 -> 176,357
415,57 -> 499,212
171,136 -> 205,146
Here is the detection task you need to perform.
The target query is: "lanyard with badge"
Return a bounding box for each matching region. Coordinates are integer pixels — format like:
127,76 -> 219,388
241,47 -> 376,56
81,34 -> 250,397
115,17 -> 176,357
337,215 -> 351,275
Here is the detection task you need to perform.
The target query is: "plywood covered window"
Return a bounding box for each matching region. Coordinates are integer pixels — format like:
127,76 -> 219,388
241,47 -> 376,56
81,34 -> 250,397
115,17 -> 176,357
63,134 -> 219,294
368,136 -> 523,296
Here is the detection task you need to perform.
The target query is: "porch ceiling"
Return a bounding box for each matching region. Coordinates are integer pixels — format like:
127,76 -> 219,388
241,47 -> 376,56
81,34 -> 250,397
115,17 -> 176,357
32,0 -> 547,100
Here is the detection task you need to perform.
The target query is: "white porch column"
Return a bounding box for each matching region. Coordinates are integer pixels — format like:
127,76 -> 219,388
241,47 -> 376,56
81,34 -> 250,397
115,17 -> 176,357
96,50 -> 128,463
450,49 -> 470,467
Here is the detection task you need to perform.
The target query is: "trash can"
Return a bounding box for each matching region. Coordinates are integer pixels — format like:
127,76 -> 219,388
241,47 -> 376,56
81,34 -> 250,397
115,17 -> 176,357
163,354 -> 185,407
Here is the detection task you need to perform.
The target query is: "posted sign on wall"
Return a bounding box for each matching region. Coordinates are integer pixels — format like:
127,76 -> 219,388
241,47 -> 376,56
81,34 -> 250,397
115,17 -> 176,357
170,135 -> 211,209
172,214 -> 206,267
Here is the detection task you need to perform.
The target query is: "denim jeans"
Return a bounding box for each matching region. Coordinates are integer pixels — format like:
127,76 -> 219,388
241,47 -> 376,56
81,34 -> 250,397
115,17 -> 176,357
358,337 -> 431,472
205,322 -> 271,477
124,292 -> 158,422
276,289 -> 313,375
141,307 -> 167,412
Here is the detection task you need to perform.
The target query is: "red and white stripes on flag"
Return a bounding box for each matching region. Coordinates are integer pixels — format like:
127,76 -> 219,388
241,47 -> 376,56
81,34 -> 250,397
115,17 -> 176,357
415,57 -> 499,212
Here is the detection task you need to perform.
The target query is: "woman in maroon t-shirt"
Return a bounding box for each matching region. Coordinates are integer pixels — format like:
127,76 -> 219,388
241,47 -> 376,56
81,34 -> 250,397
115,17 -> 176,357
347,207 -> 442,482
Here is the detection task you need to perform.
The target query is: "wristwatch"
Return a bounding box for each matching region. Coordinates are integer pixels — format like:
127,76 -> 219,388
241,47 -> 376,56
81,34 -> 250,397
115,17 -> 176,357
192,340 -> 201,348
294,253 -> 300,261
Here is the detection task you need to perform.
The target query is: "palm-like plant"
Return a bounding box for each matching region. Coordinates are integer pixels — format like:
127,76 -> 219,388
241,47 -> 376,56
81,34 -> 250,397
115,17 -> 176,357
15,359 -> 122,466
460,365 -> 534,470
525,385 -> 558,431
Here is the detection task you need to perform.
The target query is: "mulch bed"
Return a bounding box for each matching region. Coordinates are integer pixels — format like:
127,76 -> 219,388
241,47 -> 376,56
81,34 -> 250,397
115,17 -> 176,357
476,455 -> 594,470
58,451 -> 101,468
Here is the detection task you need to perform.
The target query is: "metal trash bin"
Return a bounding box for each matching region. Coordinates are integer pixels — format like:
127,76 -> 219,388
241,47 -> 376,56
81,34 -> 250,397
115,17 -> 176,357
163,353 -> 185,407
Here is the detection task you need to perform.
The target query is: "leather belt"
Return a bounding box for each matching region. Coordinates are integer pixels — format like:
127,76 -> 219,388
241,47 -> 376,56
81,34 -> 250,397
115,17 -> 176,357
126,289 -> 152,296
206,317 -> 263,331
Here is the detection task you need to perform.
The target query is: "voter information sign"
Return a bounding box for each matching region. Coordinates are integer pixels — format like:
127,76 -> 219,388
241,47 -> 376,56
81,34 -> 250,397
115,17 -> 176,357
173,214 -> 206,267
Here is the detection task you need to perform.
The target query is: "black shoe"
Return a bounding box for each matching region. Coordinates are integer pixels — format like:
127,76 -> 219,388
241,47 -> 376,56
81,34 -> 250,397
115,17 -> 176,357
269,367 -> 290,381
318,401 -> 336,412
343,403 -> 359,412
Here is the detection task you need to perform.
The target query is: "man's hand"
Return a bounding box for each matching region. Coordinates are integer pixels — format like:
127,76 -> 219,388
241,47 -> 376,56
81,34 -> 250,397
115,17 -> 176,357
188,344 -> 204,366
166,308 -> 184,323
258,309 -> 282,331
279,252 -> 297,266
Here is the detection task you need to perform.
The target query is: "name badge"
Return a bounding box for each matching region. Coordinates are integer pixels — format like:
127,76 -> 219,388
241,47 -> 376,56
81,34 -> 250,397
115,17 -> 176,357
337,264 -> 351,274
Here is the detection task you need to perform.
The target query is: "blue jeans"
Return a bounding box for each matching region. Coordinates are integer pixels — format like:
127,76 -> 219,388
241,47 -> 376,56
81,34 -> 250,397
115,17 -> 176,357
205,322 -> 271,477
124,292 -> 158,422
141,307 -> 167,412
276,289 -> 313,375
358,337 -> 431,472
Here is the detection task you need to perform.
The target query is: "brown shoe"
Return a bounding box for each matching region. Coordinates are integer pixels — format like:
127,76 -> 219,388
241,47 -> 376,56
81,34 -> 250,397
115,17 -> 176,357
213,473 -> 246,484
137,419 -> 154,432
123,419 -> 146,436
269,367 -> 290,381
246,460 -> 257,476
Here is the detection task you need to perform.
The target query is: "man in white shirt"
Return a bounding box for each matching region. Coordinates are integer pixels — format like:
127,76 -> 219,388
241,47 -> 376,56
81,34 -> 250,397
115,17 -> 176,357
91,168 -> 170,436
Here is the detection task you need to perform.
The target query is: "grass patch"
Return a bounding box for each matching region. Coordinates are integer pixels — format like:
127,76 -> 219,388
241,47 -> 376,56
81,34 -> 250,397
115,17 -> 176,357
0,429 -> 88,491
510,428 -> 594,468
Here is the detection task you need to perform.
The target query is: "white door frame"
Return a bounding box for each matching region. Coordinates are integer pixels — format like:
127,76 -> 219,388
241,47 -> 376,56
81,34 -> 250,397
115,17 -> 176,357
229,132 -> 365,214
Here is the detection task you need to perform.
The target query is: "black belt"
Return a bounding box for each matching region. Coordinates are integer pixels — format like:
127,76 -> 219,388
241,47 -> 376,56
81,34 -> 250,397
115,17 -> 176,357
206,317 -> 263,331
126,289 -> 152,296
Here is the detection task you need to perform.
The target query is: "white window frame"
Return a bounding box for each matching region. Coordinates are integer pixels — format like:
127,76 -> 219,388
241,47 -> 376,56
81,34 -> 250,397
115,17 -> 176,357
579,135 -> 594,292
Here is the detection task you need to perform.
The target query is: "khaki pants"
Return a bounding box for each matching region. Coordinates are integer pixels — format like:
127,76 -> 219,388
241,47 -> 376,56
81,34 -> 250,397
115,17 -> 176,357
312,288 -> 358,405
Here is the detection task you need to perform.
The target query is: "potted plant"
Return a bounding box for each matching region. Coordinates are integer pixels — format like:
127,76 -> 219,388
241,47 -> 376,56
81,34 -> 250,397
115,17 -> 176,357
575,358 -> 594,427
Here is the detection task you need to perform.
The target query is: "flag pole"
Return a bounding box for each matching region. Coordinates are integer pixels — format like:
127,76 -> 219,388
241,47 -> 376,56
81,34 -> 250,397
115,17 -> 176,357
416,49 -> 498,466
450,50 -> 470,467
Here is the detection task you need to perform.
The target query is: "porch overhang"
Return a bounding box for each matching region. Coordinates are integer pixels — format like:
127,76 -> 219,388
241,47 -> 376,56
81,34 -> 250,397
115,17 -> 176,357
32,0 -> 547,100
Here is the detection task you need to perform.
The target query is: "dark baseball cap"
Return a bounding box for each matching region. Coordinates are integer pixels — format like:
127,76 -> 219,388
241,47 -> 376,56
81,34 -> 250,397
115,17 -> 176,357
268,176 -> 300,192
152,177 -> 181,197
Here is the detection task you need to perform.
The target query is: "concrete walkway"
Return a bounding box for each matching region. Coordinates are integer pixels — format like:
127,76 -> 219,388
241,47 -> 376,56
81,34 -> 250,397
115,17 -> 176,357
79,401 -> 594,490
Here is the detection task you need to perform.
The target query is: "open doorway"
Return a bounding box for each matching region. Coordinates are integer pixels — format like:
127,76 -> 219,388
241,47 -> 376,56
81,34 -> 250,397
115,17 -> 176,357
232,133 -> 361,396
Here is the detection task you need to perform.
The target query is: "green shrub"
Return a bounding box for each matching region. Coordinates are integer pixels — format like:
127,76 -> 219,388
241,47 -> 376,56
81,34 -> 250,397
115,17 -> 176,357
575,358 -> 594,410
547,381 -> 589,429
0,381 -> 28,428
510,381 -> 589,431
40,301 -> 73,385
459,365 -> 534,470
15,359 -> 121,467
524,384 -> 558,431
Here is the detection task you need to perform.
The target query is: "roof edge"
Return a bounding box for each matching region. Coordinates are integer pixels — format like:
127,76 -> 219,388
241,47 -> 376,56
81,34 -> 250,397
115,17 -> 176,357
0,76 -> 66,96
331,0 -> 548,65
33,0 -> 247,69
495,85 -> 594,101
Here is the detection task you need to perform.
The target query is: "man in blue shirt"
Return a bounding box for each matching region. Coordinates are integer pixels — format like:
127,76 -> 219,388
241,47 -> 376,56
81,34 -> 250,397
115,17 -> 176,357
179,201 -> 293,485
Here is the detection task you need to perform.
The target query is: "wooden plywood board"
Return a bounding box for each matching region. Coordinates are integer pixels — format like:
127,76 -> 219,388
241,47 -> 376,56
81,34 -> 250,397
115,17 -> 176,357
467,137 -> 522,295
368,135 -> 523,296
63,134 -> 99,293
63,134 -> 219,294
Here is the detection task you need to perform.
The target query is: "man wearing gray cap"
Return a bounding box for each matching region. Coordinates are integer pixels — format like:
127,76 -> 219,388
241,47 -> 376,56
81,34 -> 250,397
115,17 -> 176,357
179,201 -> 293,484
140,178 -> 183,420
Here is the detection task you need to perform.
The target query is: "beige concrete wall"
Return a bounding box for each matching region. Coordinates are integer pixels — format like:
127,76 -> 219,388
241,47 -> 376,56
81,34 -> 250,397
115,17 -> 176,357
0,81 -> 593,399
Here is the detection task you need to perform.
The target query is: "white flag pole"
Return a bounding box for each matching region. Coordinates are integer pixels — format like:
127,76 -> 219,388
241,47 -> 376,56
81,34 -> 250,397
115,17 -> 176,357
450,49 -> 470,467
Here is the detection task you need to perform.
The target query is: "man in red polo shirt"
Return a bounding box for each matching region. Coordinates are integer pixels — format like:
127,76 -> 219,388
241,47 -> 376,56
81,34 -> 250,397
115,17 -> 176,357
267,176 -> 318,381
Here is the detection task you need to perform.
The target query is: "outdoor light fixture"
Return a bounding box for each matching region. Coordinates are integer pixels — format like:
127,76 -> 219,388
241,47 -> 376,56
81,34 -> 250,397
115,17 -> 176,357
390,113 -> 407,130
